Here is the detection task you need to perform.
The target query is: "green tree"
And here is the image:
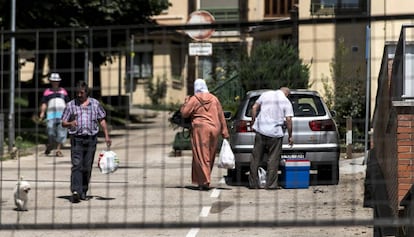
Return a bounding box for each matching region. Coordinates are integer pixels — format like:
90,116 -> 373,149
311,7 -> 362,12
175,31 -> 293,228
206,44 -> 244,114
324,38 -> 366,139
0,0 -> 170,28
0,0 -> 170,112
239,40 -> 309,91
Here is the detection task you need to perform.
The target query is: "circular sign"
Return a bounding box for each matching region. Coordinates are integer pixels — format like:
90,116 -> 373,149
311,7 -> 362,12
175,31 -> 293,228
186,10 -> 215,41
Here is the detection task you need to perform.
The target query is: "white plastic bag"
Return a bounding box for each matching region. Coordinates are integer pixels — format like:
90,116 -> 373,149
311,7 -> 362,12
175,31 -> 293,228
258,167 -> 267,188
217,139 -> 235,169
98,150 -> 119,174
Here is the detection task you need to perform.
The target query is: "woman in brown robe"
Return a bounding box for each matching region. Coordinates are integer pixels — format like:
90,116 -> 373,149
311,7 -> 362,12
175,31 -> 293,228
180,78 -> 229,190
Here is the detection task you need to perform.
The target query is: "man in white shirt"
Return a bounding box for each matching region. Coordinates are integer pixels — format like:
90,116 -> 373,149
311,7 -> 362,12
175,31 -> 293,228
249,87 -> 294,189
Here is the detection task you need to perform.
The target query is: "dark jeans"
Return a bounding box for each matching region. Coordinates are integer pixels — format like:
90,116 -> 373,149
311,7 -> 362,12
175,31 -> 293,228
249,132 -> 283,189
70,135 -> 97,195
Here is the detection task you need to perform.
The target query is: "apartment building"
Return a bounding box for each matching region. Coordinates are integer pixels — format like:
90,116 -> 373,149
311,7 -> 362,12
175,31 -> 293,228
98,0 -> 298,105
17,1 -> 413,109
297,0 -> 414,113
144,0 -> 413,110
299,2 -> 414,232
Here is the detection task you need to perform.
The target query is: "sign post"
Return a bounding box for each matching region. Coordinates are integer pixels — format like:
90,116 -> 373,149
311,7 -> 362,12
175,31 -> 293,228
189,43 -> 212,56
185,10 -> 215,79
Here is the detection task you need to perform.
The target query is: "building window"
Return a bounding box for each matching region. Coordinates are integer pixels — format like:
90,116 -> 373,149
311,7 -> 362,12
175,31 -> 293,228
310,0 -> 367,16
264,0 -> 298,18
200,0 -> 239,22
127,43 -> 153,79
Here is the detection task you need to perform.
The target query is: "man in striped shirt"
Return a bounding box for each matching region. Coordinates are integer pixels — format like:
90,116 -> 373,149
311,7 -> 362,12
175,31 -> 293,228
61,81 -> 111,203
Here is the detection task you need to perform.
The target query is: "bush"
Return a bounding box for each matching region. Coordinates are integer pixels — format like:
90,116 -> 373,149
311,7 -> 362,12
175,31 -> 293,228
146,75 -> 167,105
239,40 -> 309,91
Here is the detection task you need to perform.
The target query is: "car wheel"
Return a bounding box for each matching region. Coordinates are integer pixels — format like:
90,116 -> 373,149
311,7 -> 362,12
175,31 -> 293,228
317,164 -> 339,185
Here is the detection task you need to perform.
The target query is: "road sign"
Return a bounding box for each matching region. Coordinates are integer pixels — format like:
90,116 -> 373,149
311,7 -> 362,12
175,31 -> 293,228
186,10 -> 215,41
189,43 -> 212,56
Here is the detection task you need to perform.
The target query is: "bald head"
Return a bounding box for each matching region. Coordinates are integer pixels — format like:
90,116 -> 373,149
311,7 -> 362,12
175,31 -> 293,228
280,87 -> 290,96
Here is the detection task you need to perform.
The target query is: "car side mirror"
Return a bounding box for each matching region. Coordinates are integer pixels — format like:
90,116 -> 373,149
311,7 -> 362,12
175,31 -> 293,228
224,111 -> 232,120
330,110 -> 337,117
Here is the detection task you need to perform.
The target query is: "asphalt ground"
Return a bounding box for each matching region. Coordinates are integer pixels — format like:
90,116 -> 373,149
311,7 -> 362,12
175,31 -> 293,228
0,110 -> 372,237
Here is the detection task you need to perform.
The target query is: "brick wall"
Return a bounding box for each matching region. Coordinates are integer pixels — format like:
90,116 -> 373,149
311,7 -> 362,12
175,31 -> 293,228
369,41 -> 414,232
373,100 -> 414,217
395,104 -> 414,204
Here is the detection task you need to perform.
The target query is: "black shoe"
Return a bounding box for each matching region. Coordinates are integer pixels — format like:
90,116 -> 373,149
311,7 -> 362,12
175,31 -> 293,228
44,144 -> 52,155
198,185 -> 210,191
80,193 -> 90,201
72,191 -> 80,203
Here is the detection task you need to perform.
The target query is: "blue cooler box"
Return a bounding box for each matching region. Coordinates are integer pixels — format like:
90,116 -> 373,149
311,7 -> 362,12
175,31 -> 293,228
280,159 -> 310,189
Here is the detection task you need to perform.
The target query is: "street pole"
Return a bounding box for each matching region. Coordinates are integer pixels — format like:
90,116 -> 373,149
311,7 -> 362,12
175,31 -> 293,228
129,35 -> 134,109
1,28 -> 4,156
363,1 -> 371,165
84,35 -> 89,83
8,0 -> 16,152
0,114 -> 4,157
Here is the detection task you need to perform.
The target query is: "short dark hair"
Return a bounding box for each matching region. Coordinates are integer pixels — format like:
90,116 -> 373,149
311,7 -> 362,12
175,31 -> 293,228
76,80 -> 89,95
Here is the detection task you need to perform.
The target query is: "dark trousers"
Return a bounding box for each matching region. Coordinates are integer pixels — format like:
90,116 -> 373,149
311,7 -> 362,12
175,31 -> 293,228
249,133 -> 283,189
70,135 -> 97,195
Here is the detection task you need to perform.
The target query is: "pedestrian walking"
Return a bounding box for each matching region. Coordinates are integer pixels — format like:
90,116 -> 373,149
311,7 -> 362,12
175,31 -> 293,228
61,80 -> 111,203
39,73 -> 69,157
180,78 -> 229,190
248,87 -> 294,189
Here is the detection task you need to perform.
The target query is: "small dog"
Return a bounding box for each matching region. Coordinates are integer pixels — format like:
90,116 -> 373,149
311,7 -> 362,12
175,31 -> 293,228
14,178 -> 31,211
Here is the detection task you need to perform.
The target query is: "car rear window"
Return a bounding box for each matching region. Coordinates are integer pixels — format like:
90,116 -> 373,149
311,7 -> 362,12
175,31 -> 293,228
243,94 -> 326,118
289,94 -> 326,117
244,95 -> 260,117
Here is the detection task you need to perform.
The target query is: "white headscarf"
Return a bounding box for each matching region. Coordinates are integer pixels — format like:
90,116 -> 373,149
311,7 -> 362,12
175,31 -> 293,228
194,78 -> 209,94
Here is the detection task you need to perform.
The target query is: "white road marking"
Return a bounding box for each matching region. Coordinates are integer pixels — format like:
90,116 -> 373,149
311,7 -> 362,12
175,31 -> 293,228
186,228 -> 200,237
187,178 -> 224,236
200,206 -> 211,217
210,188 -> 220,198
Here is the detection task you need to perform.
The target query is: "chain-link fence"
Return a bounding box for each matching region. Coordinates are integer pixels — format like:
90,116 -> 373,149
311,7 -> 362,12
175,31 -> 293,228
0,16 -> 413,236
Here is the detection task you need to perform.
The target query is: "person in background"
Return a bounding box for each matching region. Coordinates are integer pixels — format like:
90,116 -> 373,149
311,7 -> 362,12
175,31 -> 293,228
39,73 -> 69,157
249,87 -> 294,190
180,78 -> 229,191
61,80 -> 111,203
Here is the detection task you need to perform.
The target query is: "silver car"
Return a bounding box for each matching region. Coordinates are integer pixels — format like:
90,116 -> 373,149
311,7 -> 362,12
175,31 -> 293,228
229,89 -> 340,185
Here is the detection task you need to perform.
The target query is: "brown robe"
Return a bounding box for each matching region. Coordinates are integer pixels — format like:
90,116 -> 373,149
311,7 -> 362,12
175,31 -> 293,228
180,92 -> 229,186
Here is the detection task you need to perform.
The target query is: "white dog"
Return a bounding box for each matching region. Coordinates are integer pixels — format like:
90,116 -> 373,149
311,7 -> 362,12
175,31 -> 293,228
14,178 -> 31,211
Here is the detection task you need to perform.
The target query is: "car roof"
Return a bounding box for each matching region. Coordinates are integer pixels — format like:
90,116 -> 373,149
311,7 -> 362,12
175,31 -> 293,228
245,89 -> 321,97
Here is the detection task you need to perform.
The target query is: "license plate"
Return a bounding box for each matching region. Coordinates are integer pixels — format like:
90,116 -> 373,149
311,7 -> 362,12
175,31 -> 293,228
281,153 -> 305,159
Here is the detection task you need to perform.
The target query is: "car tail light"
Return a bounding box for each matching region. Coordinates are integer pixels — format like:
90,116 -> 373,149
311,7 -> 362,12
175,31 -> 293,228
235,120 -> 253,132
309,119 -> 336,131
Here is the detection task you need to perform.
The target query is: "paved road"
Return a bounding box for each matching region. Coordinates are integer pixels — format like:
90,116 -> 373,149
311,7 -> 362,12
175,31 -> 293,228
0,111 -> 373,237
